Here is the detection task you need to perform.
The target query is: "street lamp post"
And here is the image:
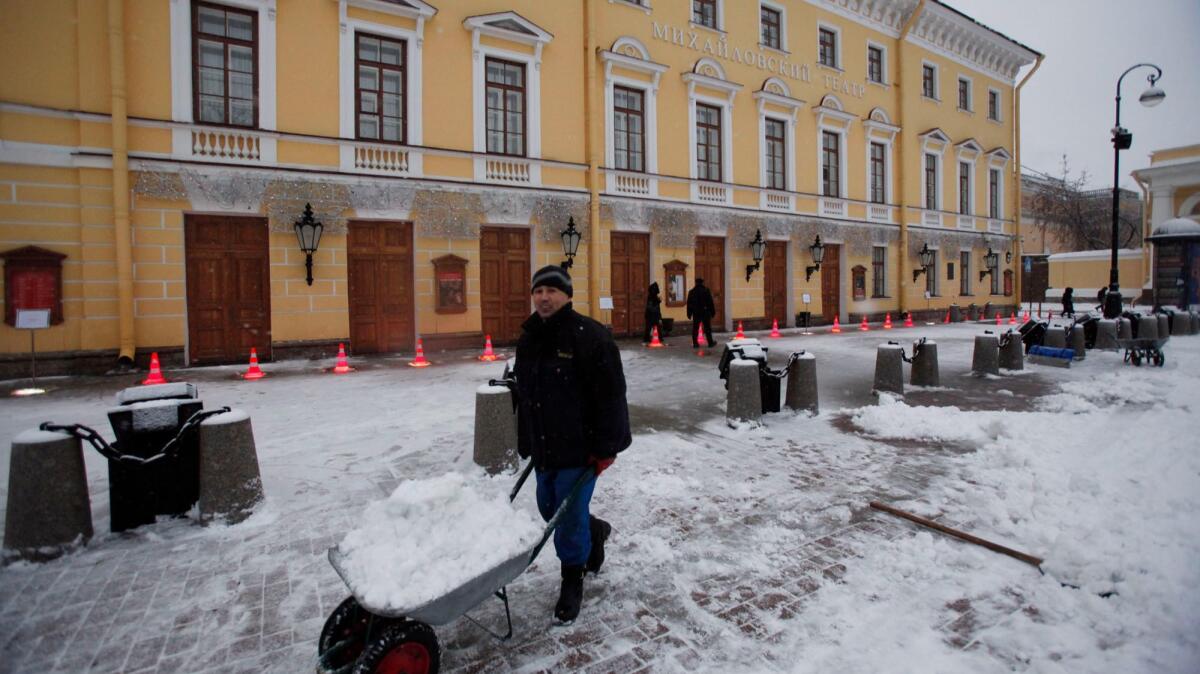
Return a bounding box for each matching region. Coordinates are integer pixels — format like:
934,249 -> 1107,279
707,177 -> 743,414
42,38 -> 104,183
1104,63 -> 1165,318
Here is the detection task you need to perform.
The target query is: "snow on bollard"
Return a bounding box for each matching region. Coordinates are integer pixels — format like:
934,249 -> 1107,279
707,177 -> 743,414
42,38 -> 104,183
1095,319 -> 1119,350
1043,325 -> 1067,349
3,428 -> 92,562
473,383 -> 518,475
910,339 -> 939,387
1069,325 -> 1087,361
972,334 -> 1000,376
873,343 -> 904,396
198,409 -> 264,525
784,351 -> 819,414
1138,315 -> 1159,341
1117,317 -> 1133,341
999,332 -> 1024,371
726,358 -> 762,426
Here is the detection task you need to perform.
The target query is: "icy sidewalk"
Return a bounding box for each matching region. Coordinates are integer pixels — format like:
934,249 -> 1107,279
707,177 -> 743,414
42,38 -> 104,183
1,325 -> 1198,673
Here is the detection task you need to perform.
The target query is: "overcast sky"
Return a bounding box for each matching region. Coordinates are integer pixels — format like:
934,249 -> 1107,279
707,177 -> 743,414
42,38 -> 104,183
947,0 -> 1200,190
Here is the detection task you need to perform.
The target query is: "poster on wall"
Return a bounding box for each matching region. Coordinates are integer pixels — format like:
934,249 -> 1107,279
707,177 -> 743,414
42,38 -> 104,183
437,269 -> 465,312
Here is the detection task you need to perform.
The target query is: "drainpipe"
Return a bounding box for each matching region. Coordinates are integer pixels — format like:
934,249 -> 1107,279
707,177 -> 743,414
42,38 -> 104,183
894,0 -> 925,316
109,0 -> 135,364
1133,172 -> 1150,301
1012,54 -> 1043,306
583,0 -> 602,320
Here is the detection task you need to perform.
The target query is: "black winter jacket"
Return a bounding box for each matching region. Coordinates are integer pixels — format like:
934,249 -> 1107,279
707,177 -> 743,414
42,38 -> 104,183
514,304 -> 632,470
686,283 -> 715,321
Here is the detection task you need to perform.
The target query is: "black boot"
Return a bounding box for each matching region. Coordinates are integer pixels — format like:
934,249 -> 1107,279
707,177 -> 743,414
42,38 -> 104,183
586,516 -> 612,574
554,564 -> 585,624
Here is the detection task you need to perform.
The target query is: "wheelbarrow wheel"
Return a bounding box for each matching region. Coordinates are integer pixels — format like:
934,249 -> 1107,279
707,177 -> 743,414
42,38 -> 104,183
1130,351 -> 1142,366
318,596 -> 372,668
1153,350 -> 1165,367
354,620 -> 440,674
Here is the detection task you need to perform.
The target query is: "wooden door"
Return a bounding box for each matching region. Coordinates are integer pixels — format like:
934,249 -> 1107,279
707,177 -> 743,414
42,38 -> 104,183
347,221 -> 414,354
185,215 -> 271,365
694,236 -> 725,328
480,226 -> 531,344
821,243 -> 841,323
610,232 -> 649,337
763,240 -> 787,324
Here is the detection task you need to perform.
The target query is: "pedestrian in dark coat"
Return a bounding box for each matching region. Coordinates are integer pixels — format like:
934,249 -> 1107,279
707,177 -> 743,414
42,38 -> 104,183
686,277 -> 717,347
1062,287 -> 1075,317
514,265 -> 631,624
643,282 -> 663,343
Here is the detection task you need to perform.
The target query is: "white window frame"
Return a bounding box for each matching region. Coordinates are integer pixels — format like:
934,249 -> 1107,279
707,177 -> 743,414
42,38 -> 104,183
986,148 -> 1011,221
921,60 -> 940,100
690,0 -> 724,31
871,245 -> 888,297
866,41 -> 888,85
926,247 -> 940,296
987,87 -> 1003,122
862,110 -> 898,210
988,167 -> 1003,219
957,160 -> 973,214
683,60 -> 741,204
866,140 -> 891,204
759,1 -> 788,52
601,40 -> 666,196
957,74 -> 973,112
753,79 -> 803,209
816,22 -> 842,70
814,96 -> 853,201
922,151 -> 942,211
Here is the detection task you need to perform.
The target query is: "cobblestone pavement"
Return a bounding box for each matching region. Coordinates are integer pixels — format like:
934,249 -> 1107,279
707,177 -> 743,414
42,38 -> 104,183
0,324 -> 1058,673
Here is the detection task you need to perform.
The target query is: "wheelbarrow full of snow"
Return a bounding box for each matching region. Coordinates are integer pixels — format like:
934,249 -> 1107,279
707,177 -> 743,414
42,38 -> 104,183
316,462 -> 595,674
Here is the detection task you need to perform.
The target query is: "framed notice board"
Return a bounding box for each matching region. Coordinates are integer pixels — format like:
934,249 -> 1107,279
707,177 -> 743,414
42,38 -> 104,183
2,246 -> 66,327
432,254 -> 468,314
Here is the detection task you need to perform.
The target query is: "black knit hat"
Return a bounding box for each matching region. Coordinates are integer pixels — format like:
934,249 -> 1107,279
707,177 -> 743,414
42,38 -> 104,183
530,265 -> 573,297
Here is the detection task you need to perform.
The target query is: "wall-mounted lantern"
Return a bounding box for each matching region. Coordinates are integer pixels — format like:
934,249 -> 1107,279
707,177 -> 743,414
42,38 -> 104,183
979,247 -> 999,282
1005,249 -> 1013,265
912,242 -> 934,283
745,229 -> 766,282
560,217 -> 582,269
293,203 -> 323,286
805,235 -> 826,282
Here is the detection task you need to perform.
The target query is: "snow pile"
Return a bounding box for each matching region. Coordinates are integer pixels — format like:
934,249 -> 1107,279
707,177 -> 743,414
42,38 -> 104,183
850,393 -> 1007,445
336,472 -> 544,611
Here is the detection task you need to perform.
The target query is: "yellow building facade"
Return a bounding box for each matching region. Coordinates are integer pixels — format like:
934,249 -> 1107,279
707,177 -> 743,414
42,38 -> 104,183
0,0 -> 1040,371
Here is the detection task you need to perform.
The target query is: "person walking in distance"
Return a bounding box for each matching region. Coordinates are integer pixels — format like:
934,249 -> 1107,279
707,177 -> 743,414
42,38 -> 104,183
643,282 -> 663,344
514,265 -> 632,624
1061,286 -> 1075,318
687,277 -> 717,348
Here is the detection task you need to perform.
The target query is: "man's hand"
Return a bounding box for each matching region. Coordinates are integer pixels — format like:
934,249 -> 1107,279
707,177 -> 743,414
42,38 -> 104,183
590,456 -> 615,476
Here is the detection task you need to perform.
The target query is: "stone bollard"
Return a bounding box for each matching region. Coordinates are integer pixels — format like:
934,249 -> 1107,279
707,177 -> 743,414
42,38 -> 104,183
873,343 -> 904,395
949,305 -> 962,323
784,352 -> 819,414
1156,314 -> 1169,341
910,339 -> 939,387
1095,319 -> 1118,350
972,334 -> 1000,376
1191,311 -> 1200,335
473,384 -> 519,475
1118,317 -> 1133,341
726,358 -> 762,426
1170,312 -> 1190,336
1138,315 -> 1159,341
198,410 -> 264,524
999,332 -> 1024,370
1069,326 -> 1086,361
1044,326 -> 1067,348
4,429 -> 92,561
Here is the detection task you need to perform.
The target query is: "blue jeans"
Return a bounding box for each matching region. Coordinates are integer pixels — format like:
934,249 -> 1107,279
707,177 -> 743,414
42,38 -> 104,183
534,467 -> 597,567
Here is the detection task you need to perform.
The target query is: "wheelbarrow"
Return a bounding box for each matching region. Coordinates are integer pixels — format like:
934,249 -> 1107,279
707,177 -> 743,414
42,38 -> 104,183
316,462 -> 595,674
1117,335 -> 1168,367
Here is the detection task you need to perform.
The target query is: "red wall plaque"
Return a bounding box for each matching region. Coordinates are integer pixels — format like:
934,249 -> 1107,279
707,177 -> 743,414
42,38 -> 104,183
3,246 -> 66,327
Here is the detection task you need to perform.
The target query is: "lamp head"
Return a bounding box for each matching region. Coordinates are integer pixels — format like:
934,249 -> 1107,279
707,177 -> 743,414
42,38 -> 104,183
750,229 -> 765,264
809,235 -> 825,265
918,243 -> 934,269
293,203 -> 323,254
560,217 -> 582,268
1139,85 -> 1165,108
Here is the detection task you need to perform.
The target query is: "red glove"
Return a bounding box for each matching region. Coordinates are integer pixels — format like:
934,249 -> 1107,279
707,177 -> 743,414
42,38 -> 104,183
590,456 -> 615,477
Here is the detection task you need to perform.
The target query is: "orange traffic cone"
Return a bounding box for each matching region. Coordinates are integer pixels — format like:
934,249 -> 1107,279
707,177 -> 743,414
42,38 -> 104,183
883,313 -> 893,329
333,343 -> 354,374
1009,311 -> 1017,325
832,316 -> 841,333
904,312 -> 914,328
859,315 -> 870,331
696,325 -> 708,348
478,334 -> 498,362
995,313 -> 1002,326
944,310 -> 951,324
647,325 -> 665,348
769,319 -> 781,338
409,338 -> 431,367
142,352 -> 167,385
1022,310 -> 1030,323
242,347 -> 265,380
735,321 -> 745,339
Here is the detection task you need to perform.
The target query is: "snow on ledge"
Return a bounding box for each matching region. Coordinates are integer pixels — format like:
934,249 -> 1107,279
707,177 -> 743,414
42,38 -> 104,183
200,409 -> 250,426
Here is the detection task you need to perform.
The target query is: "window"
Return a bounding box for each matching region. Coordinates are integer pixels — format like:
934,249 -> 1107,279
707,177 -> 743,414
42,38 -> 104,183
355,34 -> 406,143
867,45 -> 883,83
764,118 -> 786,190
947,262 -> 955,281
960,250 -> 971,295
989,168 -> 1001,218
989,255 -> 1000,295
924,153 -> 938,210
869,142 -> 886,204
193,2 -> 257,127
485,58 -> 525,156
613,86 -> 645,172
926,249 -> 938,296
922,63 -> 937,99
696,103 -> 722,181
958,77 -> 971,111
872,246 -> 886,297
958,161 -> 971,214
818,27 -> 837,68
988,90 -> 1000,121
761,6 -> 781,49
693,0 -> 717,28
822,131 -> 840,197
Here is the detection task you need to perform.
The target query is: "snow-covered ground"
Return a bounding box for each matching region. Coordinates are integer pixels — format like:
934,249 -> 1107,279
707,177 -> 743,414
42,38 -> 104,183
1,319 -> 1198,673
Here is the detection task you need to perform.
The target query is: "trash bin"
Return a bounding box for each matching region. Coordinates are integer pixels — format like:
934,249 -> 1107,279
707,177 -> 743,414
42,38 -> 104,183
717,339 -> 782,413
661,317 -> 675,337
106,385 -> 203,532
795,311 -> 811,329
1018,318 -> 1048,353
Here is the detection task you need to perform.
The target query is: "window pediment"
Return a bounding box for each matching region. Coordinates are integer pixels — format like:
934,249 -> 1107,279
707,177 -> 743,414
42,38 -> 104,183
955,138 -> 983,158
682,59 -> 741,103
463,11 -> 553,46
814,95 -> 855,128
348,0 -> 437,20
